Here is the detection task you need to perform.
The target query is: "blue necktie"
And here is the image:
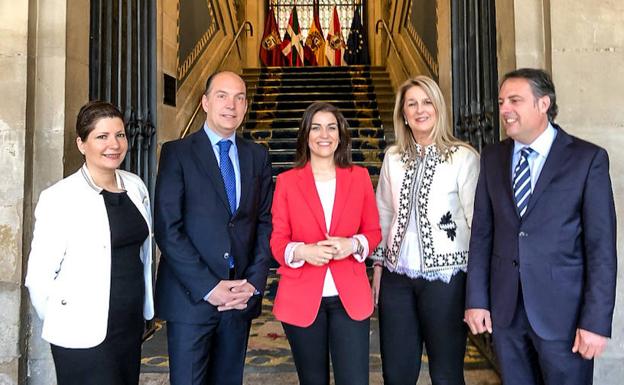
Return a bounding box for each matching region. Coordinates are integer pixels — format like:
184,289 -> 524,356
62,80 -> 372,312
217,140 -> 236,275
513,147 -> 534,217
217,140 -> 237,214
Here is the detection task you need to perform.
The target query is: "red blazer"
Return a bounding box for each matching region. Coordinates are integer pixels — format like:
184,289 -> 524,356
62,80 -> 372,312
270,163 -> 381,327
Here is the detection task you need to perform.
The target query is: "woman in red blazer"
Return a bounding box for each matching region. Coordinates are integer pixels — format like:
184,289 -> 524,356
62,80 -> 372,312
271,102 -> 381,385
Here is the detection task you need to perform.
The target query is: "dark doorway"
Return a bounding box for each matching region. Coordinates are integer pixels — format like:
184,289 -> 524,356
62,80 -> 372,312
451,0 -> 499,152
89,0 -> 158,197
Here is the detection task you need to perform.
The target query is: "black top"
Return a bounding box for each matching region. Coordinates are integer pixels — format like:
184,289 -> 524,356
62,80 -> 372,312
101,190 -> 148,316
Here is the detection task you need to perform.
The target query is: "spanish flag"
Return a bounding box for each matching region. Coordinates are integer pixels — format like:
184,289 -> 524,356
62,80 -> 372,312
305,10 -> 326,66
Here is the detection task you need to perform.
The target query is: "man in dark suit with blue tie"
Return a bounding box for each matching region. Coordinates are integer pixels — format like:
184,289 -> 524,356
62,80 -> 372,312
465,68 -> 617,385
154,71 -> 273,385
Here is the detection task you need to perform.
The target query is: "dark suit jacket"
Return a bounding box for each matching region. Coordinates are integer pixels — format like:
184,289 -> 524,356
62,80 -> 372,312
466,125 -> 617,340
154,129 -> 273,323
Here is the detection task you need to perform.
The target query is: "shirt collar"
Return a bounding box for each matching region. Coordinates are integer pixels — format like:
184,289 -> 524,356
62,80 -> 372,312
203,123 -> 237,147
80,163 -> 125,193
513,122 -> 556,157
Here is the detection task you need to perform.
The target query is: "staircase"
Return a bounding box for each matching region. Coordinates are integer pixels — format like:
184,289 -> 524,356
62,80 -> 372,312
242,65 -> 394,185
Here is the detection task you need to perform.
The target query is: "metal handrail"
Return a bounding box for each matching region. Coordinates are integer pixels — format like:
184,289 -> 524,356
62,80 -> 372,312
179,21 -> 254,139
375,19 -> 411,80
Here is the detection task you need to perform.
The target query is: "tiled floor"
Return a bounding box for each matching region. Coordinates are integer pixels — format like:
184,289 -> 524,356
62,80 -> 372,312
140,274 -> 501,385
140,369 -> 501,385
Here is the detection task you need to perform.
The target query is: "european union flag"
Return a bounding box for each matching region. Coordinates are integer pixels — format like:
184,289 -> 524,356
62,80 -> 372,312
345,7 -> 370,65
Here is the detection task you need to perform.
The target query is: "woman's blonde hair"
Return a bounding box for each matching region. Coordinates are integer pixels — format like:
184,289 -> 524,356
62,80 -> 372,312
392,75 -> 474,160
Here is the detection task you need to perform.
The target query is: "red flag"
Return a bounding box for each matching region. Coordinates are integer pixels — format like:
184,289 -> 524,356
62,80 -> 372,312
325,6 -> 346,66
305,4 -> 325,66
259,7 -> 283,67
280,6 -> 304,67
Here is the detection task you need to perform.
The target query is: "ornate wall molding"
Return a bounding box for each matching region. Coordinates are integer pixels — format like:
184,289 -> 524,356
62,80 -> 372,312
404,0 -> 439,78
176,0 -> 219,84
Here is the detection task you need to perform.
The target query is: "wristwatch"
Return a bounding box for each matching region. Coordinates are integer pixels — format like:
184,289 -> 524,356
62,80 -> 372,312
352,237 -> 364,255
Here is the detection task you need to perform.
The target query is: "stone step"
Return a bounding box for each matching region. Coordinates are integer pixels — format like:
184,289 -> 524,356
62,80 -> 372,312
249,84 -> 393,94
272,161 -> 381,178
244,127 -> 384,140
266,148 -> 384,163
246,70 -> 390,79
245,117 -> 382,129
250,99 -> 392,108
251,91 -> 394,102
250,137 -> 387,150
248,108 -> 381,120
242,65 -> 386,75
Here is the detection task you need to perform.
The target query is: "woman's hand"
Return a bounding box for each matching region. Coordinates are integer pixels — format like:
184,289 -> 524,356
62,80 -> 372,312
317,234 -> 354,261
294,243 -> 335,266
372,264 -> 383,307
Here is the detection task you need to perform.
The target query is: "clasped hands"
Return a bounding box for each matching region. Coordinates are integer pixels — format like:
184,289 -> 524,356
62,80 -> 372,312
207,279 -> 257,312
293,234 -> 355,266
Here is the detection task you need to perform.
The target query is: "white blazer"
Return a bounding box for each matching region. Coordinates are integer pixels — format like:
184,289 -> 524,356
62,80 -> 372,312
25,165 -> 155,348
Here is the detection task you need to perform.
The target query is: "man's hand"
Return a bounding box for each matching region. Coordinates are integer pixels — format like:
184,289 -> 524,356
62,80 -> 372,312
206,280 -> 253,311
464,308 -> 492,335
372,265 -> 382,307
572,328 -> 608,360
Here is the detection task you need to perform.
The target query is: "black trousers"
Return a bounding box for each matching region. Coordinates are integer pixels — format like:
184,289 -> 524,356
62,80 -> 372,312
282,296 -> 370,385
166,312 -> 252,385
378,269 -> 467,385
492,291 -> 593,385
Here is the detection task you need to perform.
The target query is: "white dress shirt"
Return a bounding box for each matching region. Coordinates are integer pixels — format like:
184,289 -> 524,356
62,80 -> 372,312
512,122 -> 557,192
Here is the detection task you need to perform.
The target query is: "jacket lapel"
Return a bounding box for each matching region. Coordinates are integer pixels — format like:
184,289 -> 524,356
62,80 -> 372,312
328,166 -> 352,235
500,139 -> 518,218
524,126 -> 573,218
296,163 -> 329,234
190,130 -> 230,211
235,136 -> 251,217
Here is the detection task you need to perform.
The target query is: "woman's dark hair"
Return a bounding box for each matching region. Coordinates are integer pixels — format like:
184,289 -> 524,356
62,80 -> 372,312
294,102 -> 352,168
76,100 -> 124,141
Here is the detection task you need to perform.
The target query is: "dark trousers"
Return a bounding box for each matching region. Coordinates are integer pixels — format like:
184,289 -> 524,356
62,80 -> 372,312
282,296 -> 370,385
492,292 -> 593,385
378,269 -> 467,385
166,312 -> 252,385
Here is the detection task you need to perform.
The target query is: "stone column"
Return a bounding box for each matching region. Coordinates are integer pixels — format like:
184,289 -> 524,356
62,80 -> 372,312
550,0 -> 624,381
0,0 -> 28,381
0,0 -> 89,383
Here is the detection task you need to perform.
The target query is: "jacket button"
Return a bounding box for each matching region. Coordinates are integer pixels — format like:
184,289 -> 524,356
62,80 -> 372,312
61,300 -> 67,305
519,231 -> 528,237
228,222 -> 234,228
512,260 -> 519,267
223,252 -> 230,260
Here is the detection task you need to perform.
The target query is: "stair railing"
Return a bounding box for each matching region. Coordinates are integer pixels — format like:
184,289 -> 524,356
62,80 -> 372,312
375,19 -> 411,80
179,20 -> 254,139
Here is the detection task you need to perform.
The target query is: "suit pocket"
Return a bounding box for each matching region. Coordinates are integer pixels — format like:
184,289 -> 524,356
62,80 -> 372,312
551,265 -> 583,282
277,266 -> 303,278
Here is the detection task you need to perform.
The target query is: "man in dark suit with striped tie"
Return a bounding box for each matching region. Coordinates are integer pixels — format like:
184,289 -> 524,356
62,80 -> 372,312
464,68 -> 617,385
154,71 -> 273,385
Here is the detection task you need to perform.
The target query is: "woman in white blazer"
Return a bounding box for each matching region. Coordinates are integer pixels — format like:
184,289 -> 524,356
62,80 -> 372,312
371,76 -> 479,385
25,101 -> 154,385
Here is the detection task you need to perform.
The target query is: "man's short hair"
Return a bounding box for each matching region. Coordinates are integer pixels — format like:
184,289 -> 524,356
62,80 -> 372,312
502,68 -> 558,122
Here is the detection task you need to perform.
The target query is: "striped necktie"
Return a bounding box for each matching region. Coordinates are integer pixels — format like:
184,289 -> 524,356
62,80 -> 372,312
513,147 -> 534,217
